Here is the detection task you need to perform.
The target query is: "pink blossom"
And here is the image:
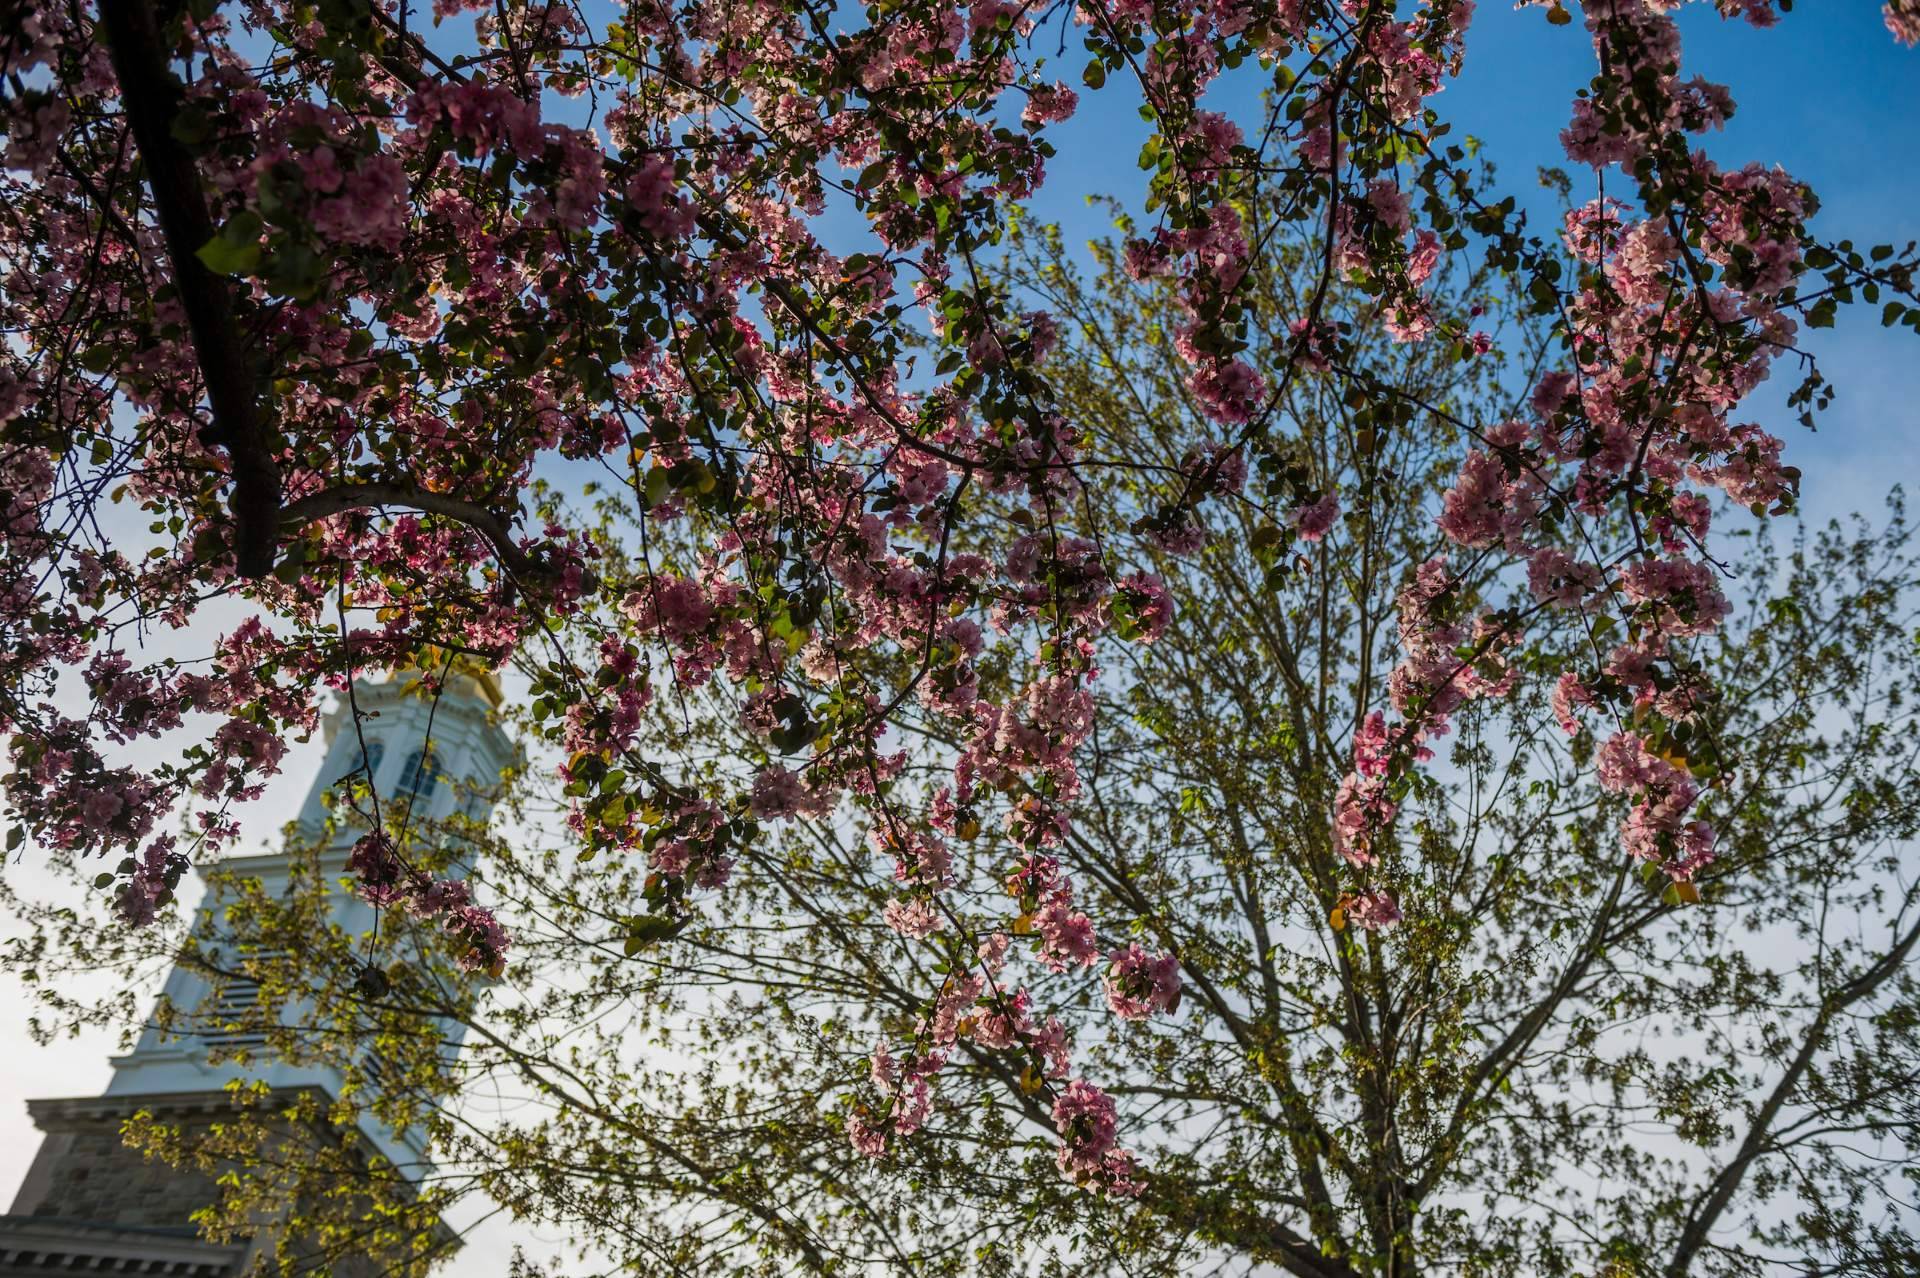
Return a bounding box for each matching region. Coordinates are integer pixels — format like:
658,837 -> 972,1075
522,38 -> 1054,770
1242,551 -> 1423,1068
848,1114 -> 888,1159
1290,493 -> 1341,543
1890,2 -> 1920,46
1052,1079 -> 1118,1172
1437,446 -> 1537,550
1617,556 -> 1731,637
1103,943 -> 1182,1020
1366,178 -> 1412,234
624,152 -> 695,239
1112,572 -> 1173,642
1033,891 -> 1098,971
1022,83 -> 1079,127
1552,673 -> 1596,737
1343,889 -> 1403,932
1528,547 -> 1602,609
1052,1079 -> 1139,1196
749,766 -> 809,819
882,897 -> 944,938
348,831 -> 409,905
871,824 -> 952,887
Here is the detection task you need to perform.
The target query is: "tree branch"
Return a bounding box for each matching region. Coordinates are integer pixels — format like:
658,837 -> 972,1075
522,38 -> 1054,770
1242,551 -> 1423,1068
99,0 -> 283,577
1140,1174 -> 1360,1278
1664,902 -> 1920,1276
278,483 -> 563,585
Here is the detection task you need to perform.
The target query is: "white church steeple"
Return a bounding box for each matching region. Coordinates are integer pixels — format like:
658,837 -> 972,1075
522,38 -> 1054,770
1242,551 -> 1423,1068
2,667 -> 518,1276
103,667 -> 517,1175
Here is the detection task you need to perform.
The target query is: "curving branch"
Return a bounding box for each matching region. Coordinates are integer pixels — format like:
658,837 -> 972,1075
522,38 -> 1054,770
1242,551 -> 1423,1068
278,482 -> 562,585
103,6 -> 568,593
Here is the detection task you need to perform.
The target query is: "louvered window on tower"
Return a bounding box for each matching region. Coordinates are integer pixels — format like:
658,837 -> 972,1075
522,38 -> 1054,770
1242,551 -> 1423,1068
360,1045 -> 403,1097
198,973 -> 272,1048
397,748 -> 443,802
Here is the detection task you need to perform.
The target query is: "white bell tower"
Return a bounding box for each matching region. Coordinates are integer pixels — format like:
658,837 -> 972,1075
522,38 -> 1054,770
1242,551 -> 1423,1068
0,667 -> 517,1276
102,667 -> 516,1144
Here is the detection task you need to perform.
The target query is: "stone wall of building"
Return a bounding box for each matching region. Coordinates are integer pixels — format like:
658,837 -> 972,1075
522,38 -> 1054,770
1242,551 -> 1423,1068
9,1094 -> 226,1229
4,1089 -> 446,1277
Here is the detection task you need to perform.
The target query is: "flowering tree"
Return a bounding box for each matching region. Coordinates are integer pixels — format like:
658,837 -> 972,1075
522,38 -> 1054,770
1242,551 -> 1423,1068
14,226 -> 1920,1276
3,0 -> 1919,1195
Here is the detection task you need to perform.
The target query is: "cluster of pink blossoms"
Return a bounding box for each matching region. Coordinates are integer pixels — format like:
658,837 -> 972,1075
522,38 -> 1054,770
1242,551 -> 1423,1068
347,832 -> 510,975
1892,2 -> 1920,47
842,854 -> 1179,1191
1330,0 -> 1818,904
1104,943 -> 1183,1020
1053,1079 -> 1141,1197
850,931 -> 1118,1186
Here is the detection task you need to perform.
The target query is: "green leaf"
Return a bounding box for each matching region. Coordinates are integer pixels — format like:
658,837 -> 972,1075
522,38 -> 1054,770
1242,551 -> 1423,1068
621,913 -> 690,955
196,211 -> 264,278
196,235 -> 261,278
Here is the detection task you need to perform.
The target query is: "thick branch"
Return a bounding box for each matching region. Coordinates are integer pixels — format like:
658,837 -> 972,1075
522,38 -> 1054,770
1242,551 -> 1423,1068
99,0 -> 283,577
1140,1175 -> 1360,1278
278,483 -> 560,584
